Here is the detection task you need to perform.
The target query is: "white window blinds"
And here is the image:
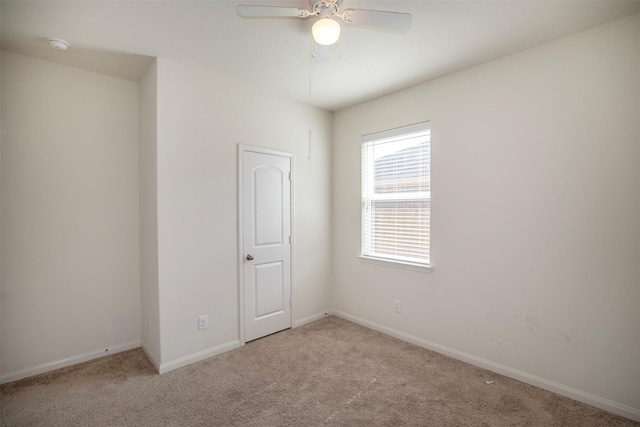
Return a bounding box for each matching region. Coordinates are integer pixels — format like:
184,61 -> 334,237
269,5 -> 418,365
361,122 -> 430,266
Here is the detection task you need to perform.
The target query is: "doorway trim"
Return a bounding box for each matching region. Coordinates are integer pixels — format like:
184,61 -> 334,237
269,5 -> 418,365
237,144 -> 294,346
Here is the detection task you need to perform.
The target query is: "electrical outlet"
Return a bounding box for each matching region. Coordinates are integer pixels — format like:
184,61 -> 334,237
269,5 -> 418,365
198,315 -> 208,330
394,300 -> 401,313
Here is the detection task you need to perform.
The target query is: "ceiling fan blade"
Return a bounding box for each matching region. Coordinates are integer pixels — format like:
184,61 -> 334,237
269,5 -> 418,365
237,5 -> 310,18
341,9 -> 412,32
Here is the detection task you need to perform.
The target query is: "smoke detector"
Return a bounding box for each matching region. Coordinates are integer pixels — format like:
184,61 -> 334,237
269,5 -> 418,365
48,37 -> 70,51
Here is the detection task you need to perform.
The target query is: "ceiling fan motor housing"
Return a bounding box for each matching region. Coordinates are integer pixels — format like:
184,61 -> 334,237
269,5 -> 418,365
310,0 -> 342,15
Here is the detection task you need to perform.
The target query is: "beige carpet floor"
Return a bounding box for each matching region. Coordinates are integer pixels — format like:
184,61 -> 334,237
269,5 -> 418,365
1,316 -> 637,426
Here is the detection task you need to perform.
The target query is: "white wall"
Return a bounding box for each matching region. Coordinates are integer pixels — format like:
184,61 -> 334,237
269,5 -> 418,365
332,13 -> 640,416
0,51 -> 141,379
0,21 -> 3,376
139,60 -> 161,366
0,51 -> 332,378
154,59 -> 332,368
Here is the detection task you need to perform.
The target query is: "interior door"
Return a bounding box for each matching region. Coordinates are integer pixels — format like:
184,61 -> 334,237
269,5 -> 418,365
241,148 -> 292,342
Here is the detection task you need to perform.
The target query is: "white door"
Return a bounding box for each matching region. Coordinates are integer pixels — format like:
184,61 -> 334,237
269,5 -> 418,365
241,147 -> 292,342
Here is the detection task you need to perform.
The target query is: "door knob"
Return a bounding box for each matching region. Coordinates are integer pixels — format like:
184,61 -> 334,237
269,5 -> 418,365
246,254 -> 254,261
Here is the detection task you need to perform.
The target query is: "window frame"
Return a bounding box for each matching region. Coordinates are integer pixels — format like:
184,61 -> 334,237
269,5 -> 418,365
359,122 -> 432,273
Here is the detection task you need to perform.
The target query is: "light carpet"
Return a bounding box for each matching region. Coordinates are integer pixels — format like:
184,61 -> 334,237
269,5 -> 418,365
1,316 -> 637,426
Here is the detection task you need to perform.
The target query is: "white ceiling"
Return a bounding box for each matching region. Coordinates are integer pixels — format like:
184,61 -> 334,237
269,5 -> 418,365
2,1 -> 639,111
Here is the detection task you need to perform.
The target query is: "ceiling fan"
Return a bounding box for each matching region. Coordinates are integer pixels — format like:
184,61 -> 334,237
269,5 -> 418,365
237,0 -> 412,47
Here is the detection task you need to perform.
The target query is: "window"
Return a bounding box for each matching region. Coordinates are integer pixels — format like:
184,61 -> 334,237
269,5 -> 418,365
361,122 -> 431,271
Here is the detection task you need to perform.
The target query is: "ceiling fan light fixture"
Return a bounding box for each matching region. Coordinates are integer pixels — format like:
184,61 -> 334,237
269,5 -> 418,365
312,18 -> 340,45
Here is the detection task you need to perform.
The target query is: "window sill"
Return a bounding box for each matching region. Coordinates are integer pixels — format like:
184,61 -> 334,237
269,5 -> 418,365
358,256 -> 433,273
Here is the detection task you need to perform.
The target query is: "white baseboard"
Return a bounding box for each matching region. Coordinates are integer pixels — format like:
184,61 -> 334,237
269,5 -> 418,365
0,340 -> 141,385
158,340 -> 241,374
330,310 -> 640,423
293,311 -> 331,328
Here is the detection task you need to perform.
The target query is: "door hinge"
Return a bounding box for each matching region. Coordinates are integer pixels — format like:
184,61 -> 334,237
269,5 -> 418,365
289,297 -> 292,307
289,235 -> 291,244
288,172 -> 291,180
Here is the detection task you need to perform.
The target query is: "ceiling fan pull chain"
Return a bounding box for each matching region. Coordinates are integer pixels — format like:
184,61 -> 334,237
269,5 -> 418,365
307,39 -> 314,160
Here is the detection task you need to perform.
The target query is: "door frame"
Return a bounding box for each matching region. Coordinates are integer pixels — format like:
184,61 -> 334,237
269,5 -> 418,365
237,144 -> 294,346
